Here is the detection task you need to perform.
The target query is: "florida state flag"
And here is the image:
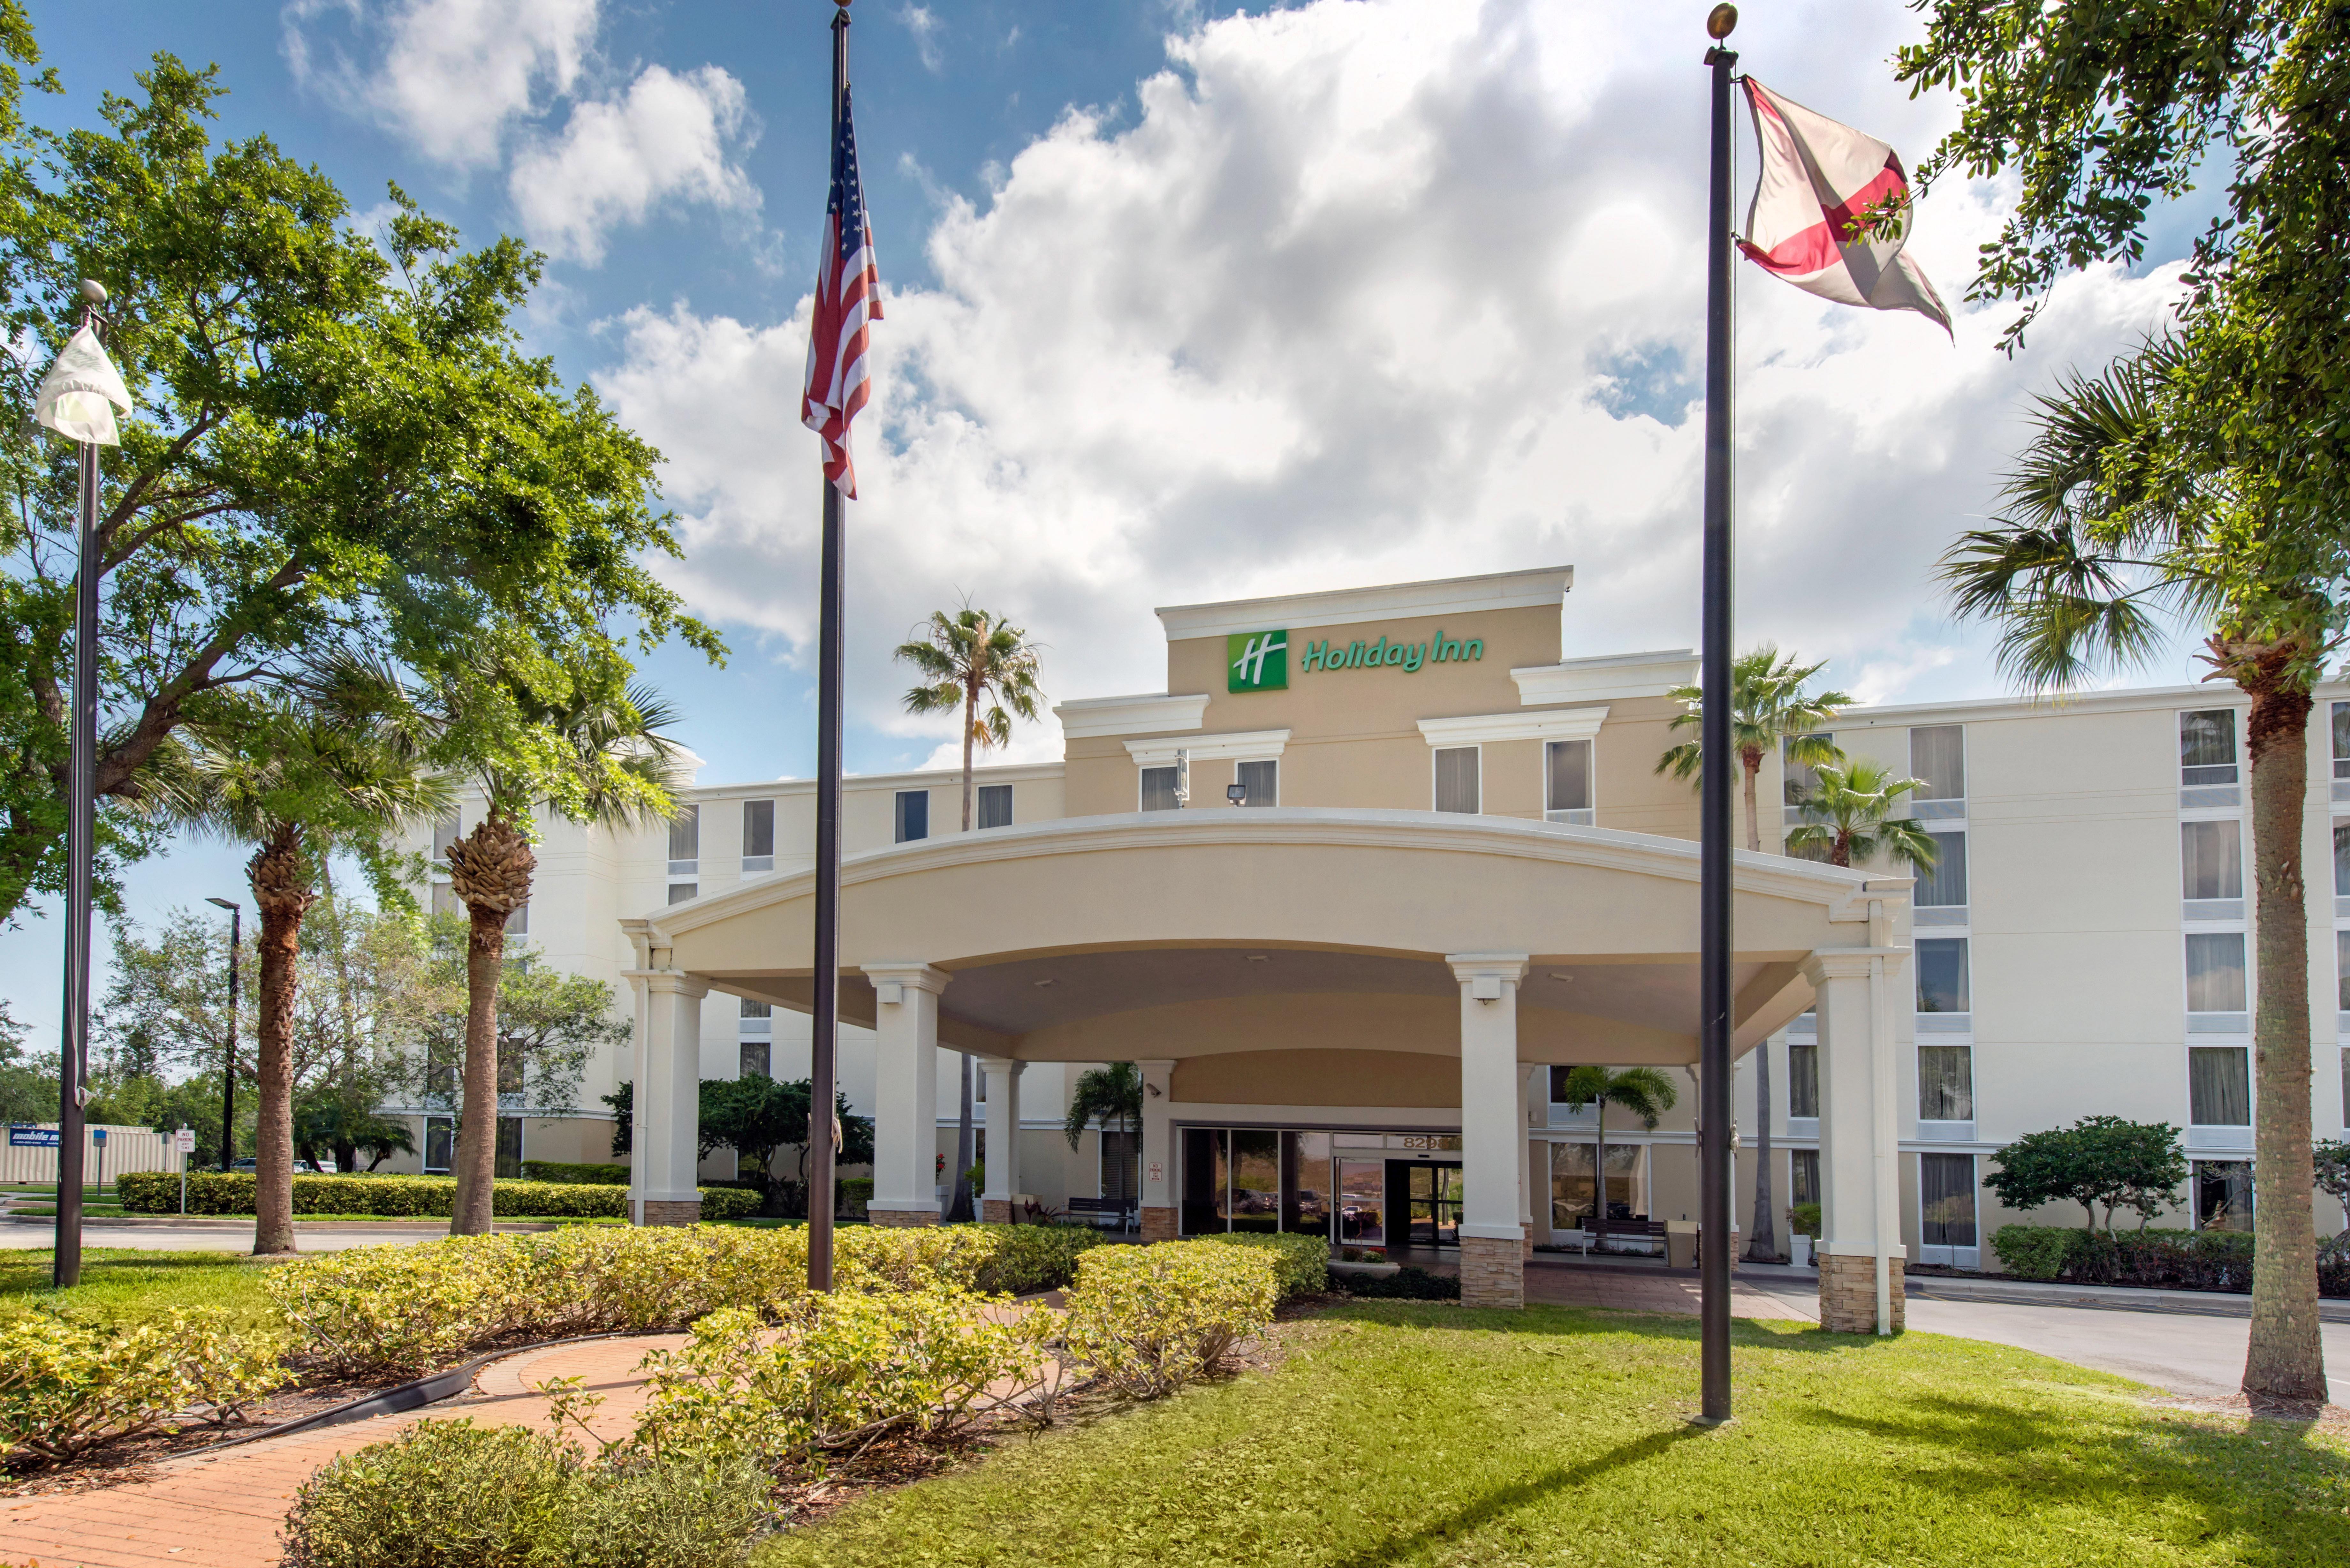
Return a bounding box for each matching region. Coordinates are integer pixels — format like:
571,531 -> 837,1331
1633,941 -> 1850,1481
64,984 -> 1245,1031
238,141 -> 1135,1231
1737,78 -> 1950,334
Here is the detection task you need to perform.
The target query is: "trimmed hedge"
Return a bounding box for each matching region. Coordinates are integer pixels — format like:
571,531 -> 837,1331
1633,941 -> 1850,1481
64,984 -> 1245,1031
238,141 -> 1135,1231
1990,1224 -> 2349,1297
1330,1264 -> 1460,1301
518,1161 -> 631,1186
1198,1231 -> 1329,1298
966,1223 -> 1108,1295
115,1171 -> 759,1222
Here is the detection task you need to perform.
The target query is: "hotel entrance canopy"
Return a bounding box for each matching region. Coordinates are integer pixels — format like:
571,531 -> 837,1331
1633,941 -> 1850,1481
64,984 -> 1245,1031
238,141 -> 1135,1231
622,806 -> 1911,1319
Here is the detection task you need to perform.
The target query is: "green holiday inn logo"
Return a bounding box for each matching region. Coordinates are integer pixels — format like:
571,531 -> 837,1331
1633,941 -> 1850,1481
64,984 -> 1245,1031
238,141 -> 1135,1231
1228,629 -> 1289,692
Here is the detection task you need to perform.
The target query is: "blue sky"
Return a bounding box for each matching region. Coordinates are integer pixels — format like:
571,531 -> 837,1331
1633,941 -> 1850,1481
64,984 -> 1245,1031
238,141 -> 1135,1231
8,1 -> 2207,1053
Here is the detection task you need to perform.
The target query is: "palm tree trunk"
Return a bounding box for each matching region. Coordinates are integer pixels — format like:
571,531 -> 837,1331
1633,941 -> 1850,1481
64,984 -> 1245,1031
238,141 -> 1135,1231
949,1052 -> 976,1222
1741,750 -> 1777,1260
445,813 -> 535,1237
247,823 -> 316,1257
961,681 -> 977,832
1592,1101 -> 1607,1241
1740,749 -> 1762,853
2239,657 -> 2327,1406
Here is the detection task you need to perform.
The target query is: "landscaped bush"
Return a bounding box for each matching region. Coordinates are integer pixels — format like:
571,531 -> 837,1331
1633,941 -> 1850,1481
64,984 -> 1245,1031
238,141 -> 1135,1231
0,1308 -> 286,1463
1990,1225 -> 2073,1282
965,1224 -> 1107,1295
114,1171 -> 758,1222
1060,1241 -> 1278,1399
1985,1225 -> 2336,1294
633,1287 -> 1054,1473
1198,1232 -> 1328,1298
520,1161 -> 633,1186
281,1418 -> 769,1568
1329,1265 -> 1461,1301
1789,1202 -> 1823,1239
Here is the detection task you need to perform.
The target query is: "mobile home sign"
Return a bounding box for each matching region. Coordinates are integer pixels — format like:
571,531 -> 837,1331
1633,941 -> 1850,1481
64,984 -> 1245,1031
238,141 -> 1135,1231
1227,628 -> 1485,692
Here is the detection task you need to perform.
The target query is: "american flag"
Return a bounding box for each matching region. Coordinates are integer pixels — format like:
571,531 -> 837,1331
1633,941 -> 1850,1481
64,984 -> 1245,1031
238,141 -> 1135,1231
801,85 -> 883,497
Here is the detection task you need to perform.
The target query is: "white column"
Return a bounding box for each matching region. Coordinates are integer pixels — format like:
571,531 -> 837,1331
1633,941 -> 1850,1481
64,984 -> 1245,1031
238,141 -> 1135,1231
1804,948 -> 1907,1333
1137,1058 -> 1176,1239
622,972 -> 648,1222
978,1056 -> 1025,1217
864,963 -> 949,1223
637,972 -> 706,1223
1451,953 -> 1529,1308
1521,1064 -> 1544,1243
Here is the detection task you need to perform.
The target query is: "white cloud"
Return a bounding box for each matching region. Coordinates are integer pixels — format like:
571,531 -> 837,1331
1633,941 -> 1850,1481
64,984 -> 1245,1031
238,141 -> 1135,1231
900,5 -> 945,74
595,0 -> 2190,759
284,0 -> 598,168
510,64 -> 760,264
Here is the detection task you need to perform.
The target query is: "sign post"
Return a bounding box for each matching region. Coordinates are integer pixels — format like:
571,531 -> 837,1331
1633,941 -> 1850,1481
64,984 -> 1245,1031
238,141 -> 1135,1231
175,1126 -> 195,1214
90,1126 -> 107,1203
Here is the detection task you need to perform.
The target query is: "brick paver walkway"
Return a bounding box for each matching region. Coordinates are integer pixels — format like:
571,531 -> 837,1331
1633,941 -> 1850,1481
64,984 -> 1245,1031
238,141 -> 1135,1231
0,1334 -> 684,1568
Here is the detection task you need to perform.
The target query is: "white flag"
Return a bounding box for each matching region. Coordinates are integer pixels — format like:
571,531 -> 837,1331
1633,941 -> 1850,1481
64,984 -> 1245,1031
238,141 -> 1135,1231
1737,79 -> 1951,335
34,323 -> 133,445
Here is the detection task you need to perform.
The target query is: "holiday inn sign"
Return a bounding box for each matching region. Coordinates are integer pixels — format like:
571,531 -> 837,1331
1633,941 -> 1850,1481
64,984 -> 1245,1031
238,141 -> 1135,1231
1227,629 -> 1486,692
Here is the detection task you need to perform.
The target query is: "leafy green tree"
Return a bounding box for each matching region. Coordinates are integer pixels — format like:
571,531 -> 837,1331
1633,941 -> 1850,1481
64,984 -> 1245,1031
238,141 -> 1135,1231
896,605 -> 1046,1223
1656,646 -> 1849,853
1655,645 -> 1848,1261
1983,1116 -> 2189,1233
0,53 -> 719,933
1900,1 -> 2348,1409
1941,340 -> 2335,1405
2314,1140 -> 2348,1218
699,1075 -> 803,1208
0,1001 -> 54,1123
424,675 -> 683,1229
1555,1066 -> 1678,1232
1784,760 -> 1942,874
146,690 -> 445,1253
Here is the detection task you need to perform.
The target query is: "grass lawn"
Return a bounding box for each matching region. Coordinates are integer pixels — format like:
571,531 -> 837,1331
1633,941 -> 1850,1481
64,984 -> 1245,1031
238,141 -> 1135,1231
0,1248 -> 279,1334
754,1304 -> 2350,1568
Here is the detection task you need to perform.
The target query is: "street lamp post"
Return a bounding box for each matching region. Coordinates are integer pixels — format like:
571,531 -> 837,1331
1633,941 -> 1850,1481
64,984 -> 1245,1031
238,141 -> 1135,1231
206,897 -> 241,1173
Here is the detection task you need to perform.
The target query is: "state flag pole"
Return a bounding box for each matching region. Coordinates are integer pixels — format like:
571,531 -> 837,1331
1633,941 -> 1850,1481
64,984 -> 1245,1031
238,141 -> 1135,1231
1696,4 -> 1741,1425
805,0 -> 854,1294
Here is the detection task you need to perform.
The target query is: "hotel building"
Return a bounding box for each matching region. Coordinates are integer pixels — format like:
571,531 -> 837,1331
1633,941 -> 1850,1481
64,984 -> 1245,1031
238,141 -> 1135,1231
392,567 -> 2350,1327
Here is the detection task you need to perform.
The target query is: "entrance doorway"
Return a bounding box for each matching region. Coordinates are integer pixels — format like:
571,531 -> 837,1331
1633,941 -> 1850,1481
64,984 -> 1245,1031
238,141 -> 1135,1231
1391,1160 -> 1463,1247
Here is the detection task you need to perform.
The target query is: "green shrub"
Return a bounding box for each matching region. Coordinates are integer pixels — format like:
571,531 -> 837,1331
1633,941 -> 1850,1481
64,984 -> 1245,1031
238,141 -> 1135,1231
520,1161 -> 632,1186
1330,1264 -> 1459,1301
839,1177 -> 874,1218
634,1288 -> 1054,1474
114,1171 -> 755,1221
1788,1202 -> 1823,1238
1061,1240 -> 1278,1399
283,1419 -> 571,1568
1990,1225 -> 2073,1281
544,1448 -> 772,1568
1198,1231 -> 1329,1298
965,1223 -> 1106,1295
0,1308 -> 287,1464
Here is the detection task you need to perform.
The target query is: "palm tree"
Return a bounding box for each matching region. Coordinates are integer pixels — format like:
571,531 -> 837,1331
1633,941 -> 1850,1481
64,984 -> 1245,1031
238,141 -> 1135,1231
1942,337 -> 2336,1406
428,661 -> 687,1235
1555,1066 -> 1677,1240
1655,645 -> 1848,1261
1783,759 -> 1942,873
1656,646 -> 1849,853
1064,1061 -> 1144,1220
149,691 -> 448,1255
896,606 -> 1046,1222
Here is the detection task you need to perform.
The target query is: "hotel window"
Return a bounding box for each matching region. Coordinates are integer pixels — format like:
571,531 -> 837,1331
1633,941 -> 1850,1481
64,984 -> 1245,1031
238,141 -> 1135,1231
894,789 -> 929,843
977,783 -> 1013,828
741,798 -> 775,872
2339,930 -> 2350,1013
1913,831 -> 1967,910
1235,759 -> 1278,807
2185,931 -> 2247,1015
1550,1142 -> 1649,1228
2188,1045 -> 2251,1126
1908,724 -> 1965,817
1783,732 -> 1832,808
2335,819 -> 2350,894
2184,820 -> 2245,903
740,998 -> 771,1024
1545,738 -> 1593,824
1787,1042 -> 1820,1118
1915,937 -> 1970,1015
424,1116 -> 453,1174
1918,1153 -> 1978,1250
667,882 -> 696,905
2179,709 -> 2238,785
668,804 -> 699,875
430,883 -> 459,918
739,1040 -> 771,1078
1918,1045 -> 1973,1121
432,808 -> 462,861
2334,700 -> 2350,780
2194,1160 -> 2253,1231
1434,746 -> 1480,814
1789,1149 -> 1820,1212
1140,766 -> 1180,812
505,900 -> 529,935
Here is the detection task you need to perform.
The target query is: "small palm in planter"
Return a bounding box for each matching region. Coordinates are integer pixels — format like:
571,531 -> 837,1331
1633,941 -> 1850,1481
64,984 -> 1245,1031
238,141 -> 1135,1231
1556,1066 -> 1678,1247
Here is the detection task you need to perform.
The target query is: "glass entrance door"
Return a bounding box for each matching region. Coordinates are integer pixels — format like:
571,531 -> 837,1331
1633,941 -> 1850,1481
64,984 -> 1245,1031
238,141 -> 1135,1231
1396,1161 -> 1463,1247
